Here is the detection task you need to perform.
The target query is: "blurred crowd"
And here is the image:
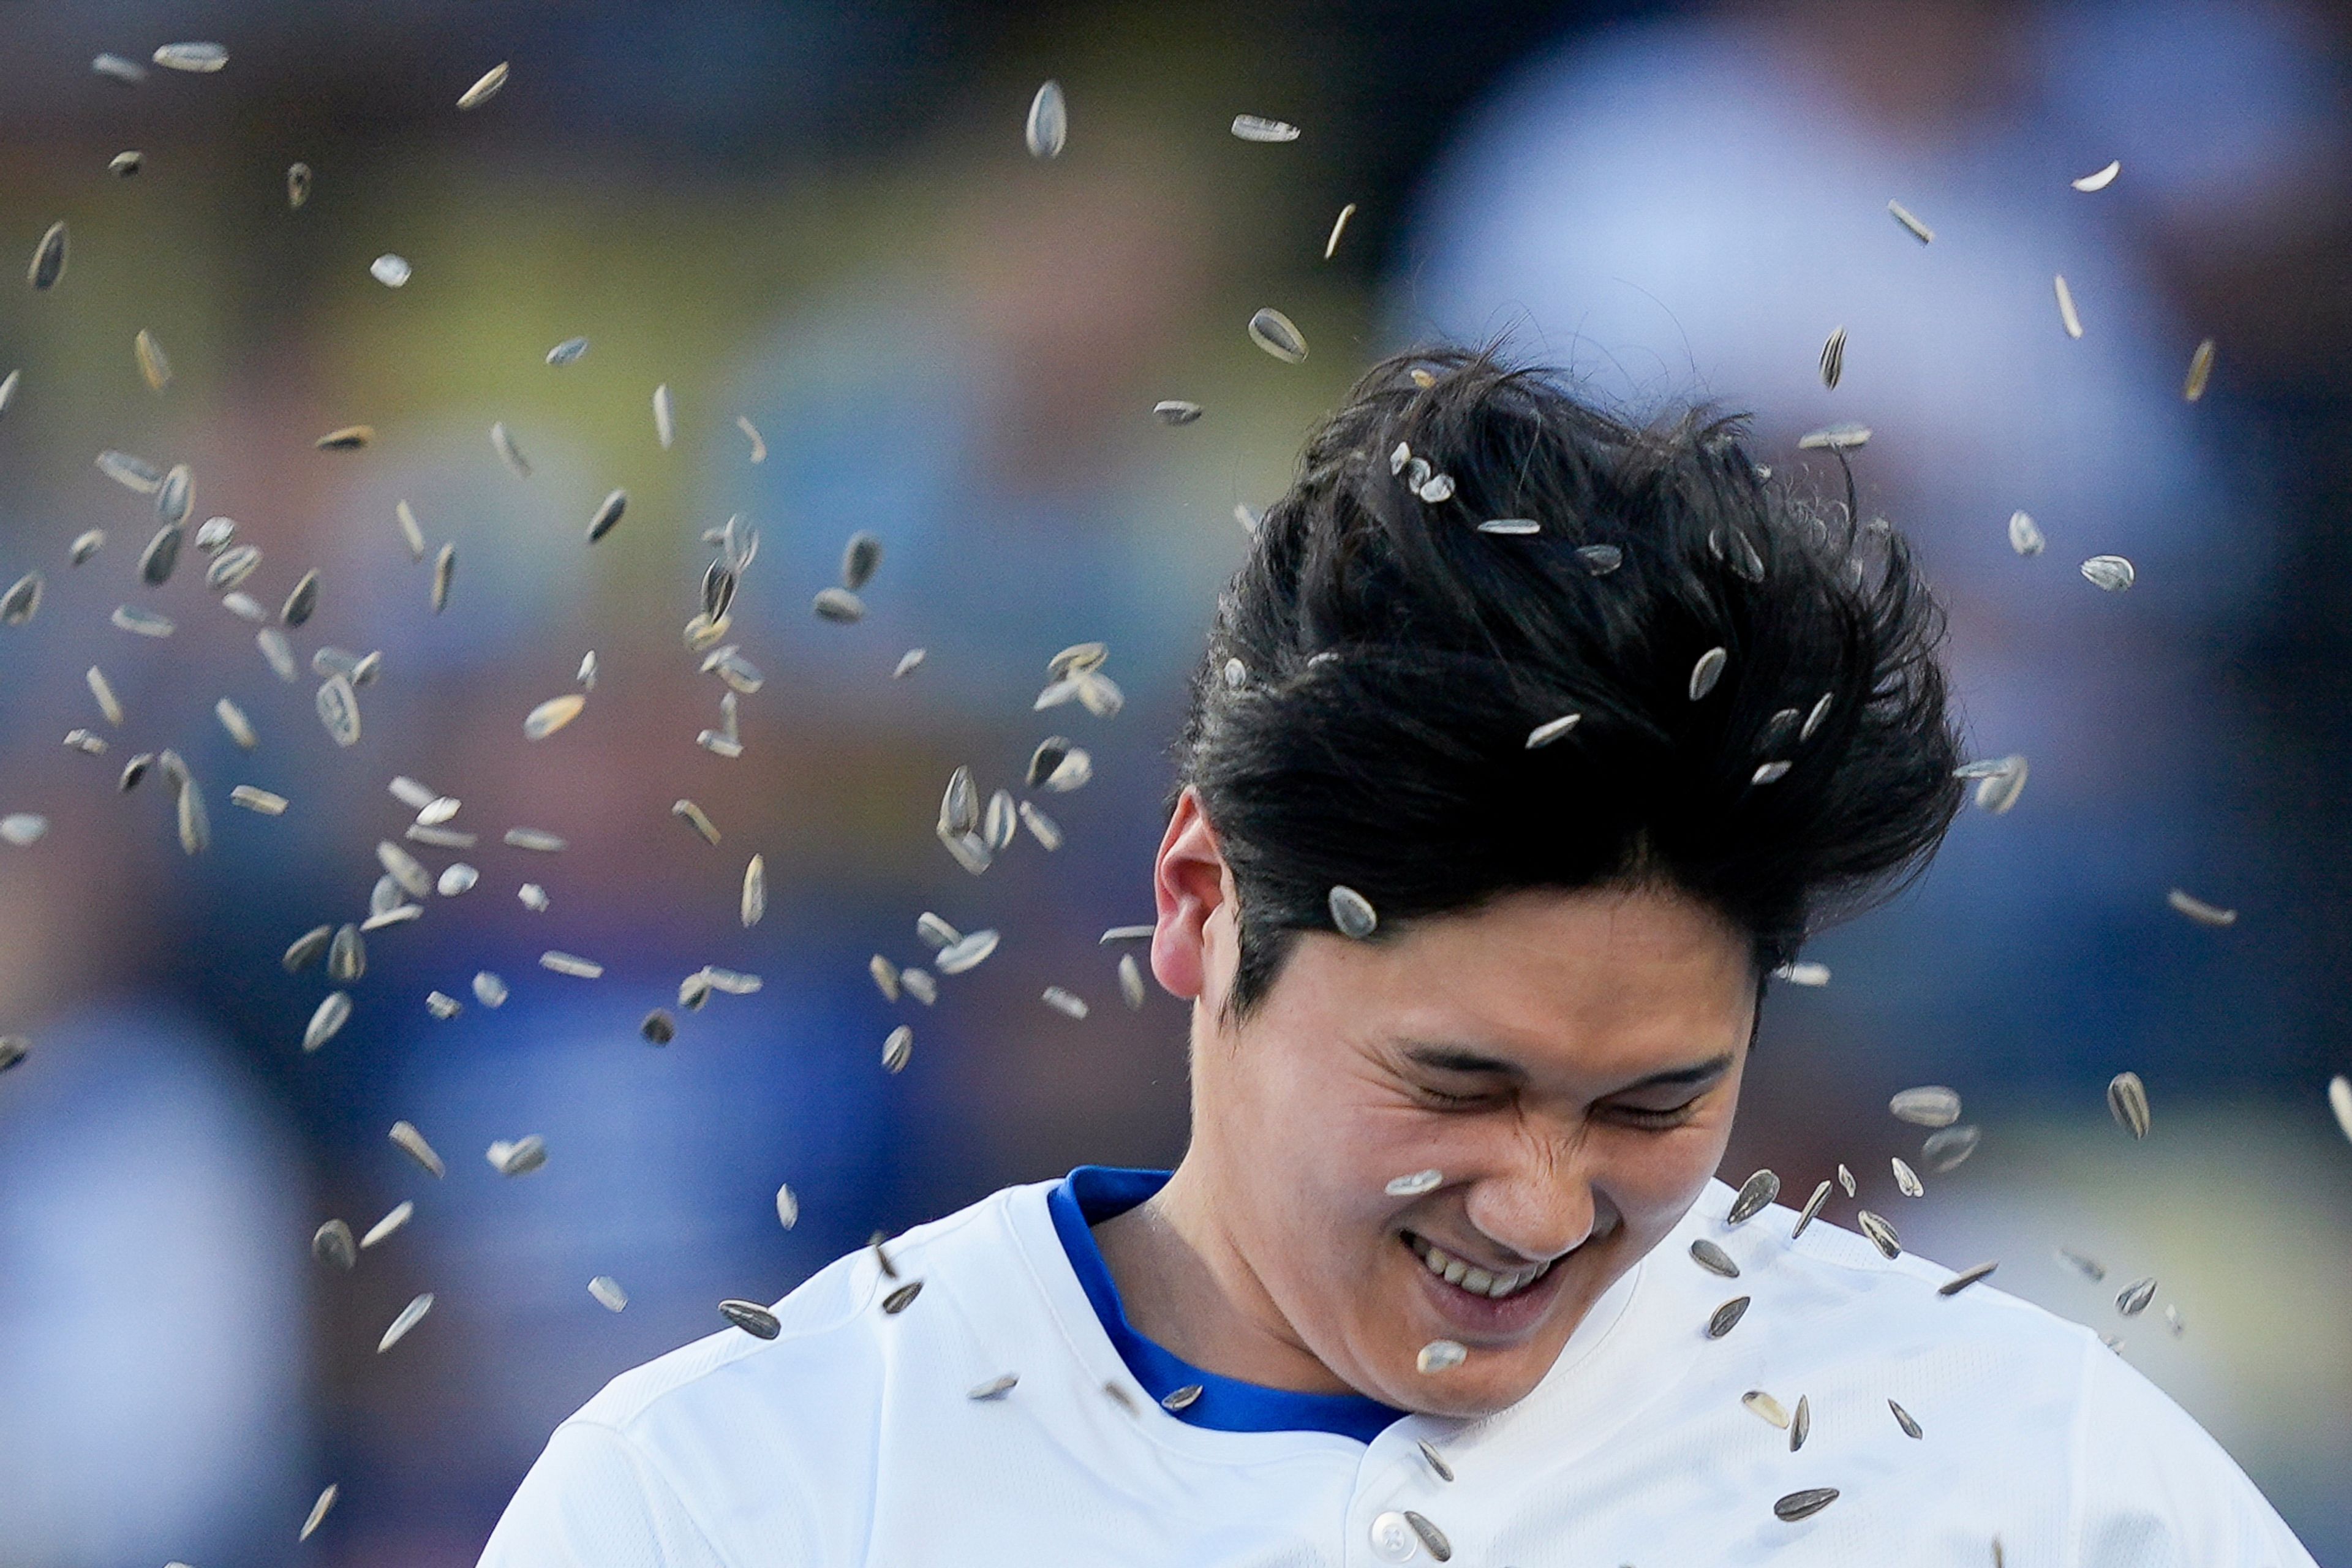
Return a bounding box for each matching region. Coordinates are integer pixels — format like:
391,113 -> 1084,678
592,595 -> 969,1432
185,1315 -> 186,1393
0,2 -> 2346,1563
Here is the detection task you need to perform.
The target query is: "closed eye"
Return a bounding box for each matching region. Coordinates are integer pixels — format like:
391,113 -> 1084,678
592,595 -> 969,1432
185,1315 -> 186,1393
1596,1098 -> 1702,1131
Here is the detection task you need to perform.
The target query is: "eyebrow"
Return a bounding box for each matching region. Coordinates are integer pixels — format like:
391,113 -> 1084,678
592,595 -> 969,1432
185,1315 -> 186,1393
1400,1042 -> 1736,1096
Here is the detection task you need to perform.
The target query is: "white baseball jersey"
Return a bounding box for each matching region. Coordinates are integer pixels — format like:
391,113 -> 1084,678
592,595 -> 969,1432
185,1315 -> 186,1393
479,1169 -> 2313,1567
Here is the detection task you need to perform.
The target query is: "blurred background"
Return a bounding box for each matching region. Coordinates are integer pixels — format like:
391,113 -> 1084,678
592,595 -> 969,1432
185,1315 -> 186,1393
0,0 -> 2346,1562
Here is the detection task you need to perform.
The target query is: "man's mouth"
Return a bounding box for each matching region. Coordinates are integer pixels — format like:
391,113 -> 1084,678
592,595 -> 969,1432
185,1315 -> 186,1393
1405,1232 -> 1556,1300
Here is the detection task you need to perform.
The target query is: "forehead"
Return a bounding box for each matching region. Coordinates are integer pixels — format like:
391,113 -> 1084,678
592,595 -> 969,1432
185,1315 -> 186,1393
1266,885 -> 1757,1072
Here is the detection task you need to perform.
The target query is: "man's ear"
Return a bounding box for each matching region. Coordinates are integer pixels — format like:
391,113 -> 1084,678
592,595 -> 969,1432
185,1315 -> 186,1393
1150,787 -> 1231,1001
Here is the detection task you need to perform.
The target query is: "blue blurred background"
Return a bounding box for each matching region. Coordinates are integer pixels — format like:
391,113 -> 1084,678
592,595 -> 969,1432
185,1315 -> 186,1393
0,1 -> 2348,1562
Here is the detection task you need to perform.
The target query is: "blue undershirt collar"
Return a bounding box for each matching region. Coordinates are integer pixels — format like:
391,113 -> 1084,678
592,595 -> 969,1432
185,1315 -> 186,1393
1047,1165 -> 1406,1444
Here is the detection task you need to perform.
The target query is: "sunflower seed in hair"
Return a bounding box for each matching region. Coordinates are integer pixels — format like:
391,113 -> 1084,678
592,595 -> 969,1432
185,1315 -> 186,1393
361,1201 -> 412,1250
1857,1210 -> 1901,1259
1406,455 -> 1431,492
2165,888 -> 2235,927
1819,326 -> 1846,390
303,992 -> 351,1052
490,421 -> 530,477
1743,1389 -> 1790,1428
312,1218 -> 358,1272
1973,756 -> 2028,814
458,61 -> 510,108
300,1484 -> 338,1541
1890,1157 -> 1924,1198
1887,197 -> 1934,243
935,929 -> 1000,976
2183,337 -> 2217,402
2106,1071 -> 2150,1139
328,924 -> 366,983
1727,1169 -> 1779,1225
1561,543 -> 1620,579
546,336 -> 589,368
1939,1260 -> 1999,1297
1153,400 -> 1203,426
540,951 -> 604,979
1025,79 -> 1067,157
28,221 -> 67,289
1231,114 -> 1301,142
1418,473 -> 1456,503
1923,1124 -> 1981,1171
1890,1085 -> 1961,1127
1791,1179 -> 1831,1238
641,1009 -> 676,1046
315,425 -> 372,451
881,1280 -> 924,1314
1751,761 -> 1792,786
113,605 -> 174,638
1417,1339 -> 1466,1373
1247,307 -> 1308,363
504,827 -> 565,853
1689,646 -> 1727,700
2054,274 -> 2084,339
1473,518 -> 1539,538
1691,1238 -> 1740,1277
1328,885 -> 1378,939
134,328 -> 172,391
813,587 -> 864,623
490,1134 -> 548,1175
1117,953 -> 1147,1009
2116,1276 -> 2157,1316
1706,1295 -> 1751,1338
1797,421 -> 1871,451
883,1025 -> 913,1074
1386,1169 -> 1442,1197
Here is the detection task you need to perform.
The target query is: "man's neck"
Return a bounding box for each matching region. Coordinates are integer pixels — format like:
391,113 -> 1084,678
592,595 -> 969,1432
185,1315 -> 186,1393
1088,1159 -> 1357,1395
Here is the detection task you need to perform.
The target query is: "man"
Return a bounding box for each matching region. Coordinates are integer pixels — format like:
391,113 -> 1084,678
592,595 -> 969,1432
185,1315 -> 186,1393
480,350 -> 2314,1566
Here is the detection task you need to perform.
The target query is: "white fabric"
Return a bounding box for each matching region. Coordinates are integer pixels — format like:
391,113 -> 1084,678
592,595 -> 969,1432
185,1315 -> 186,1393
479,1178 -> 2313,1567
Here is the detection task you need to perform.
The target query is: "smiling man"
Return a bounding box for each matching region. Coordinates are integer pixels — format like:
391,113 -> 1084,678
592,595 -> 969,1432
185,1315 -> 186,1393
480,350 -> 2315,1566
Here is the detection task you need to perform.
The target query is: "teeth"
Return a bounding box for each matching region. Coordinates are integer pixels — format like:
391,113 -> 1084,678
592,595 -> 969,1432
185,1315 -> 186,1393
1461,1267 -> 1494,1294
1443,1259 -> 1468,1285
1409,1234 -> 1555,1300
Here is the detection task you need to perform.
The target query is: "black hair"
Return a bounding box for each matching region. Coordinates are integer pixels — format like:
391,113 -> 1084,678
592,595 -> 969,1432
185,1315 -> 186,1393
1176,345 -> 1963,1017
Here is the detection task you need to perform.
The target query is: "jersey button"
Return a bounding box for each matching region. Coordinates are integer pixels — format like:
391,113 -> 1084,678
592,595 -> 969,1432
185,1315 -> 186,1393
1370,1509 -> 1419,1562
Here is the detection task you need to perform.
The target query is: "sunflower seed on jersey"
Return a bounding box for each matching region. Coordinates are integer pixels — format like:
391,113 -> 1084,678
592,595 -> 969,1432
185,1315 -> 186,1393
300,1484 -> 338,1541
113,605 -> 174,638
1922,1124 -> 1980,1172
1327,885 -> 1378,940
545,336 -> 589,368
586,1275 -> 629,1312
2182,336 -> 2217,402
1706,1295 -> 1751,1338
135,329 -> 172,391
882,1025 -> 913,1074
1939,1260 -> 1999,1296
1688,646 -> 1727,701
1818,326 -> 1846,390
968,1372 -> 1019,1401
936,929 -> 1000,975
1888,1085 -> 1961,1127
1247,307 -> 1308,363
540,951 -> 604,979
2054,274 -> 2084,339
1025,79 -> 1067,157
1743,1390 -> 1790,1428
312,1219 -> 356,1271
472,971 -> 508,1008
1117,953 -> 1147,1009
458,60 -> 510,108
1857,1210 -> 1901,1259
28,221 -> 67,289
1398,1511 -> 1452,1562
1727,1169 -> 1779,1225
1973,756 -> 2028,814
490,1134 -> 548,1175
1790,1179 -> 1831,1238
1416,1338 -> 1467,1374
1691,1238 -> 1740,1277
1772,1486 -> 1838,1523
315,425 -> 372,451
361,1200 -> 412,1250
328,924 -> 366,983
2106,1071 -> 2151,1139
490,421 -> 530,476
303,992 -> 351,1052
881,1280 -> 924,1315
715,1298 -> 781,1339
2166,888 -> 2236,926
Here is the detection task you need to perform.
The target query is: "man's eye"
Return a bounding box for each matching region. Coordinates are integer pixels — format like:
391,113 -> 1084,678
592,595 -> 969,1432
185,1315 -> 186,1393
1417,1084 -> 1496,1110
1599,1100 -> 1700,1130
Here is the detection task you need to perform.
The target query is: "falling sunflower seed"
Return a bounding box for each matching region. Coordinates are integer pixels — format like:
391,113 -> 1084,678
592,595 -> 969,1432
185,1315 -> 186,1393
313,1219 -> 356,1271
303,991 -> 351,1052
1774,1488 -> 1839,1523
1689,646 -> 1727,701
70,530 -> 104,565
114,605 -> 175,638
28,222 -> 67,290
1887,200 -> 1933,243
328,924 -> 366,982
1818,326 -> 1845,390
1891,1157 -> 1925,1197
881,1024 -> 914,1074
673,798 -> 720,845
176,777 -> 209,853
1857,1210 -> 1901,1259
589,1276 -> 628,1312
286,163 -> 311,208
2008,510 -> 2045,556
719,1298 -> 780,1338
1791,1179 -> 1830,1238
1416,1339 -> 1466,1374
586,489 -> 627,543
540,951 -> 604,979
215,697 -> 257,751
491,421 -> 530,477
2116,1276 -> 2157,1316
813,587 -> 864,622
1247,307 -> 1308,363
153,41 -> 227,70
1153,400 -> 1204,426
735,414 -> 766,462
882,1280 -> 923,1314
1324,203 -> 1357,260
2058,1246 -> 2107,1281
2107,1071 -> 2151,1139
431,542 -> 455,611
1838,1163 -> 1856,1197
458,61 -> 510,108
1690,1238 -> 1740,1278
1727,1169 -> 1779,1225
1025,80 -> 1067,157
1923,1125 -> 1981,1172
1939,1260 -> 1999,1296
134,328 -> 172,391
300,1484 -> 338,1541
1890,1085 -> 1961,1127
1743,1390 -> 1790,1428
315,425 -> 373,451
2328,1075 -> 2352,1144
361,1201 -> 412,1249
1117,952 -> 1147,1009
1231,114 -> 1300,142
1328,885 -> 1378,939
94,53 -> 146,83
489,1134 -> 548,1175
841,530 -> 883,590
1775,961 -> 1830,986
2071,159 -> 2121,192
1706,1296 -> 1751,1338
388,1120 -> 445,1178
893,647 -> 925,677
2184,338 -> 2216,402
2054,274 -> 2084,339
284,925 -> 331,972
2166,888 -> 2236,927
0,813 -> 47,847
1,571 -> 41,625
524,693 -> 586,741
1970,755 -> 2028,814
544,336 -> 589,368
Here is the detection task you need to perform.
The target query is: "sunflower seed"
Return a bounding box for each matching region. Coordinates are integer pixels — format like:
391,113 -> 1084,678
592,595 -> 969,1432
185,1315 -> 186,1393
1043,986 -> 1089,1022
1938,1260 -> 1999,1296
981,790 -> 1017,852
1324,202 -> 1357,259
472,971 -> 508,1007
1576,543 -> 1623,576
2116,1276 -> 2157,1316
0,813 -> 45,848
159,751 -> 189,789
829,532 -> 883,597
1689,646 -> 1727,700
936,929 -> 1000,975
79,666 -> 125,728
2054,274 -> 2084,339
516,883 -> 549,911
1046,747 -> 1095,793
2080,553 -> 2134,592
641,1009 -> 676,1046
1479,518 -> 1540,536
368,252 -> 412,287
281,925 -> 333,973
1923,1124 -> 1981,1171
719,1298 -> 780,1338
1323,884 -> 1379,940
425,540 -> 455,611
153,40 -> 228,70
541,951 -> 604,979
587,1275 -> 629,1312
207,699 -> 258,754
93,53 -> 146,83
372,1290 -> 435,1353
1887,200 -> 1933,243
519,693 -> 584,741
0,571 -> 41,625
1025,80 -> 1067,157
1247,307 -> 1307,363
490,421 -> 530,477
1416,1339 -> 1466,1374
458,61 -> 510,108
1690,1238 -> 1740,1277
64,729 -> 106,756
377,1123 -> 445,1182
1791,1180 -> 1831,1238
311,1218 -> 357,1271
1890,1085 -> 1961,1127
1727,1169 -> 1779,1225
1401,1512 -> 1451,1562
97,449 -> 160,492
863,956 -> 902,1005
968,1372 -> 1018,1400
813,587 -> 864,622
1027,737 -> 1071,788
504,827 -> 565,851
2061,158 -> 2122,194
771,1181 -> 801,1231
1743,1389 -> 1790,1428
1774,1487 -> 1839,1523
28,222 -> 67,289
1798,421 -> 1872,453
1774,961 -> 1830,986
2008,510 -> 2045,556
1706,1295 -> 1751,1338
545,336 -> 589,368
1019,801 -> 1063,849
892,647 -> 925,678
2106,1071 -> 2150,1139
1818,326 -> 1845,390
1857,1210 -> 1901,1258
900,968 -> 937,1005
2329,1075 -> 2352,1144
207,544 -> 260,592
1973,756 -> 2028,814
315,425 -> 372,451
1117,953 -> 1147,1009
300,1484 -> 338,1541
1838,1163 -> 1856,1197
175,776 -> 209,853
1152,399 -> 1204,427
409,826 -> 474,850
882,1024 -> 913,1074
113,605 -> 174,638
2056,1246 -> 2107,1281
671,798 -> 720,845
1750,761 -> 1792,786
734,413 -> 766,461
1231,114 -> 1300,142
134,328 -> 172,391
361,1201 -> 412,1250
303,991 -> 351,1052
0,1035 -> 23,1074
285,162 -> 311,208
880,1280 -> 924,1315
2166,888 -> 2235,926
490,1134 -> 547,1175
1385,1169 -> 1443,1199
328,924 -> 366,983
733,854 -> 767,927
1890,1157 -> 1925,1198
2184,337 -> 2216,402
1417,472 -> 1456,503
70,530 -> 104,565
